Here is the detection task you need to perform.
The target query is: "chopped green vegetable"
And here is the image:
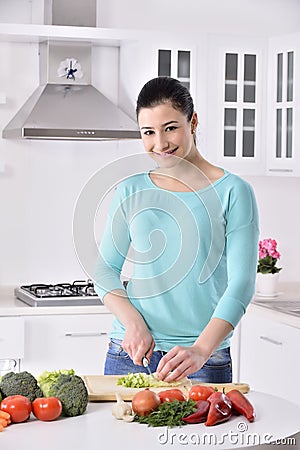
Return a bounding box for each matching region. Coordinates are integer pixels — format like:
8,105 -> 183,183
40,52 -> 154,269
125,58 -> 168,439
117,372 -> 181,388
37,369 -> 75,397
135,399 -> 197,427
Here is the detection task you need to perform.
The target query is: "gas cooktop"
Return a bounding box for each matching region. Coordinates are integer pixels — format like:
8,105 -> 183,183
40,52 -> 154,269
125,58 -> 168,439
15,280 -> 103,307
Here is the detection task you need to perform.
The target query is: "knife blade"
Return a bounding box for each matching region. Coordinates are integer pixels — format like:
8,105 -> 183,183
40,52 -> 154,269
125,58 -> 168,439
142,356 -> 153,376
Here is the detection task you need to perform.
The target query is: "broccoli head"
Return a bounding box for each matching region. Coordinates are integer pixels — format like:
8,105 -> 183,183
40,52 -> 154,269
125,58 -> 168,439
0,371 -> 43,402
48,374 -> 88,417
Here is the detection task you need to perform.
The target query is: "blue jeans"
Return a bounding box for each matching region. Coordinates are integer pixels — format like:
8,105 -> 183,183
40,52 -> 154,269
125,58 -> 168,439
104,338 -> 232,383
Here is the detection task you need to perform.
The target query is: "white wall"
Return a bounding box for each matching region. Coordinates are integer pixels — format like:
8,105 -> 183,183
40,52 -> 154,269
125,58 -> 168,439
98,0 -> 300,37
244,176 -> 300,282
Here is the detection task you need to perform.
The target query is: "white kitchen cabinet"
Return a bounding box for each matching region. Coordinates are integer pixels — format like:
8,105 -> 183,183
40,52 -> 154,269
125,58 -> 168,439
266,32 -> 300,177
21,313 -> 114,376
0,317 -> 24,373
0,316 -> 24,359
239,307 -> 300,405
206,35 -> 267,176
119,37 -> 198,119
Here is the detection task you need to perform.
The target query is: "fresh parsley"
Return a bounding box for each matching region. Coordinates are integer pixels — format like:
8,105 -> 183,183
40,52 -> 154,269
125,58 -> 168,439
134,399 -> 197,427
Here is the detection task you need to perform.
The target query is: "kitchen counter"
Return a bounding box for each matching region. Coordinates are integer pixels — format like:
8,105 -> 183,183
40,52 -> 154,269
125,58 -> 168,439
250,281 -> 300,329
1,284 -> 300,327
0,286 -> 111,316
0,392 -> 299,450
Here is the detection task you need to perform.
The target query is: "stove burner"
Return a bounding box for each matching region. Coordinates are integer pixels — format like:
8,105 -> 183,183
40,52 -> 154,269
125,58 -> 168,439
15,280 -> 102,307
21,281 -> 98,298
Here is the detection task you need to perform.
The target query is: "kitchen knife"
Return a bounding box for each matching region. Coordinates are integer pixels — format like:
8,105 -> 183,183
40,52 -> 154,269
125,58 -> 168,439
142,356 -> 152,376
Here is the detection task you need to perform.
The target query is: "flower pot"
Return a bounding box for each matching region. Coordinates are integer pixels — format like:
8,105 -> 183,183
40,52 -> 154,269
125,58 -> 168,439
256,272 -> 280,296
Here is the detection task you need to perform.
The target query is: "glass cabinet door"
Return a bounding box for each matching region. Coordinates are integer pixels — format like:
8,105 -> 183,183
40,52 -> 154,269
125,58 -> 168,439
267,32 -> 299,176
158,48 -> 191,91
275,51 -> 294,161
158,49 -> 171,77
222,52 -> 258,161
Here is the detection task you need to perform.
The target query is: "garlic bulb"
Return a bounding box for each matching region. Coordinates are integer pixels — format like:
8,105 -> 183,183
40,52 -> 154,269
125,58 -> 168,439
112,392 -> 134,421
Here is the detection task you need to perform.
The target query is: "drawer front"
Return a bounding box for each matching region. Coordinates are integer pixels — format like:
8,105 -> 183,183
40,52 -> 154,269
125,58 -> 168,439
0,317 -> 25,359
240,312 -> 300,405
22,314 -> 114,376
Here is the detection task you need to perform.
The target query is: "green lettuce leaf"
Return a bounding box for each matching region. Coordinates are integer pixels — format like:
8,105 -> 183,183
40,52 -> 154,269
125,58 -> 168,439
37,369 -> 75,397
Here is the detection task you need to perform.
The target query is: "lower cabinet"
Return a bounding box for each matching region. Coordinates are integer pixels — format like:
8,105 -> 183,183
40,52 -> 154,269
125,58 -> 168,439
21,313 -> 114,377
0,316 -> 24,374
239,308 -> 300,405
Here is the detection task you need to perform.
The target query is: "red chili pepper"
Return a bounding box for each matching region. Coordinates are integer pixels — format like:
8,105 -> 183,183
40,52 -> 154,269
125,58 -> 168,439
205,391 -> 232,426
182,400 -> 210,424
226,389 -> 255,422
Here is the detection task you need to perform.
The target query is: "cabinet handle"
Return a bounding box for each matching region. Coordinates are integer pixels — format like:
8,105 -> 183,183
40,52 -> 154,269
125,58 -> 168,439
65,332 -> 108,337
268,168 -> 293,173
259,335 -> 282,345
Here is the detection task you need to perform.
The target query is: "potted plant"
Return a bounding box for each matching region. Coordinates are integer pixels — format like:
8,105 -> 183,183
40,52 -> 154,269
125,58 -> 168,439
256,238 -> 282,296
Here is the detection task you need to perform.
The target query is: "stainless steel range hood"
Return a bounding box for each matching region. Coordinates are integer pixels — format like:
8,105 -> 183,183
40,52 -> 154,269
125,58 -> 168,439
2,1 -> 141,141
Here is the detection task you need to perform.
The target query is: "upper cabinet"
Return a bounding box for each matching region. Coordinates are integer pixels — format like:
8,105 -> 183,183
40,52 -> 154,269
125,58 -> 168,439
223,52 -> 258,161
119,37 -> 198,120
157,49 -> 192,91
206,33 -> 300,177
206,36 -> 267,176
266,32 -> 300,176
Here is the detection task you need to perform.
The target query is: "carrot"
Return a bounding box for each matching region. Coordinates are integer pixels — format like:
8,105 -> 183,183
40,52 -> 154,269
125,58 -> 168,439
0,418 -> 8,427
0,423 -> 4,432
0,410 -> 10,421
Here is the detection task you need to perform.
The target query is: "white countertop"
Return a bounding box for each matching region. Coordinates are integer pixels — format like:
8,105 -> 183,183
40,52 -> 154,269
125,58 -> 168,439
0,392 -> 299,450
250,281 -> 300,329
0,285 -> 111,316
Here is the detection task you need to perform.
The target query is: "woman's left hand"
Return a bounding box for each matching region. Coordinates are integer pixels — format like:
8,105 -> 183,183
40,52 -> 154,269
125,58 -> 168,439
155,345 -> 208,382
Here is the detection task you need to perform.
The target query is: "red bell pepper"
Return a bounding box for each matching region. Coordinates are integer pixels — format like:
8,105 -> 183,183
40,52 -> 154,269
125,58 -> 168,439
226,389 -> 255,422
205,392 -> 232,426
182,400 -> 210,424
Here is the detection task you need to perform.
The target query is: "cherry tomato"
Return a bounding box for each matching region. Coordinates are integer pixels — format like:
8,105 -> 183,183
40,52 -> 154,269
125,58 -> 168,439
158,389 -> 186,403
32,397 -> 62,421
189,385 -> 215,401
0,395 -> 32,423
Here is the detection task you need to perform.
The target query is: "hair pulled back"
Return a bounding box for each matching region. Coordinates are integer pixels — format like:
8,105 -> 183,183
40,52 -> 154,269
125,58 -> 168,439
136,77 -> 194,122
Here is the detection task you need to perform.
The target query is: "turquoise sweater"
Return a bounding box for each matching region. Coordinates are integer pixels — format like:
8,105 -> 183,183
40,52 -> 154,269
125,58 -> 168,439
94,170 -> 259,352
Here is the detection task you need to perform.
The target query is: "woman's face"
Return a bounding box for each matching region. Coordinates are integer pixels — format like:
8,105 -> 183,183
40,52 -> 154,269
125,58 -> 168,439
137,102 -> 198,168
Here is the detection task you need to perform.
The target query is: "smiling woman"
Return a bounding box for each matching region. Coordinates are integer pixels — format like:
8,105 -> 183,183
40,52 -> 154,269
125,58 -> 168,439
94,76 -> 259,384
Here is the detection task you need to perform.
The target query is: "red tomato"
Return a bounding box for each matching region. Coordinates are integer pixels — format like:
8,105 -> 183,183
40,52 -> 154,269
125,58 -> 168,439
32,397 -> 62,421
189,385 -> 215,401
0,395 -> 32,423
158,389 -> 186,403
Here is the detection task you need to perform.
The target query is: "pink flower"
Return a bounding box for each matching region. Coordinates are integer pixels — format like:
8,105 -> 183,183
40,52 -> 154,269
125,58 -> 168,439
258,238 -> 282,274
259,238 -> 281,259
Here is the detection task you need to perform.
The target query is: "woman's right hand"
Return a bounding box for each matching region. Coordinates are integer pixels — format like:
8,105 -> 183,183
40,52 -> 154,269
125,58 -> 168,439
102,289 -> 155,365
122,325 -> 155,366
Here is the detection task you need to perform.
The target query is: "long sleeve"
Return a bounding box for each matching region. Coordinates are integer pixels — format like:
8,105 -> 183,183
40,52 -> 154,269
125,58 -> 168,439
211,181 -> 259,328
94,186 -> 131,300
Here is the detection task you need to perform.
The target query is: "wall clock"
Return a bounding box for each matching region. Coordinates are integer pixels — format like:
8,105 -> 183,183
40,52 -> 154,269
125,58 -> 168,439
57,58 -> 83,81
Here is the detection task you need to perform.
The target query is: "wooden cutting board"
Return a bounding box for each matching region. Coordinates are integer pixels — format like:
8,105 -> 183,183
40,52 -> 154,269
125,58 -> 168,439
82,375 -> 250,401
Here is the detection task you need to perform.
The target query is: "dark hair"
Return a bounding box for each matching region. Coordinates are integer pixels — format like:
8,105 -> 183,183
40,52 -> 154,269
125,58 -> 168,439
136,77 -> 194,122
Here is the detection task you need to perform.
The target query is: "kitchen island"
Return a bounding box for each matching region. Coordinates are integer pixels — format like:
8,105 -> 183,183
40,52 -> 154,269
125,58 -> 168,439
0,392 -> 299,450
